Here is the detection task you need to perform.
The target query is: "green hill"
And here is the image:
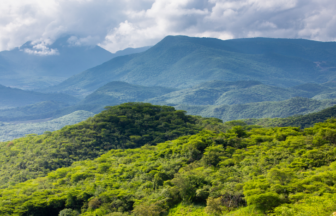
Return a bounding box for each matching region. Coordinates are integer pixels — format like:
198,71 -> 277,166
0,110 -> 94,141
235,104 -> 336,129
0,84 -> 79,109
176,97 -> 336,122
2,116 -> 336,215
82,81 -> 176,105
147,80 -> 313,106
0,103 -> 206,188
48,36 -> 336,96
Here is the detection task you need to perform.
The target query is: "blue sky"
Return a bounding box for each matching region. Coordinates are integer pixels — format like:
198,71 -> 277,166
1,0 -> 335,53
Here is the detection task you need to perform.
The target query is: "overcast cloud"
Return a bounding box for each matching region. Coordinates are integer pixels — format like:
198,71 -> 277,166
0,0 -> 335,53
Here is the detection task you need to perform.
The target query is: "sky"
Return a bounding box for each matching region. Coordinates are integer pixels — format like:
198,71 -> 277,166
0,0 -> 336,53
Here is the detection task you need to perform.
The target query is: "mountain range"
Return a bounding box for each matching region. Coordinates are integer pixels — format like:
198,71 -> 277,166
47,36 -> 336,97
0,36 -> 150,89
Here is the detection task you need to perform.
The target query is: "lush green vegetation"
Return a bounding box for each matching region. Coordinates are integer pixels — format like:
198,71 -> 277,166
2,115 -> 336,215
177,97 -> 336,122
0,110 -> 94,141
0,103 -> 203,188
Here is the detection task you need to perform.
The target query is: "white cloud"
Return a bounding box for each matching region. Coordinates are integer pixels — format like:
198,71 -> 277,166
0,0 -> 335,53
22,39 -> 59,55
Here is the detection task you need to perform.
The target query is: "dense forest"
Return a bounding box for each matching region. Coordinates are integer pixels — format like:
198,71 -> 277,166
0,103 -> 208,189
1,103 -> 336,215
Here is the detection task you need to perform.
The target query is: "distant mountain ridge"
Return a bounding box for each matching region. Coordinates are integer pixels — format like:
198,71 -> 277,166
0,37 -> 150,89
47,36 -> 336,96
81,81 -> 176,105
0,84 -> 78,109
176,97 -> 336,122
146,80 -> 316,106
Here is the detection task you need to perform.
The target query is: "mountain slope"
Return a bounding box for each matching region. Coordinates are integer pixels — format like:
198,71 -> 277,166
48,36 -> 336,96
176,97 -> 336,122
0,84 -> 78,109
0,110 -> 94,141
235,104 -> 336,128
82,81 -> 176,105
0,37 -> 150,89
147,80 -> 313,106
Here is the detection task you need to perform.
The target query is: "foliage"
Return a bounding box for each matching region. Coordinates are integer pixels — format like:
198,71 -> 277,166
0,103 -> 202,188
3,117 -> 336,215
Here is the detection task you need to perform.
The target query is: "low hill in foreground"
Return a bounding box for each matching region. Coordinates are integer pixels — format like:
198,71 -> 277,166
1,112 -> 336,215
0,103 -> 210,188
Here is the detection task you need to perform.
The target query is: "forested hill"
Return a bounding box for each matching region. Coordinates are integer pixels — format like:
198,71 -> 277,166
49,36 -> 336,96
176,97 -> 336,122
0,103 -> 212,188
2,113 -> 336,215
237,104 -> 336,128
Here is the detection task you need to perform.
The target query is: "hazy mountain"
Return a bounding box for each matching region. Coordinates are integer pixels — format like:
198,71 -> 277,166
0,110 -> 94,141
0,84 -> 78,109
0,37 -> 150,89
47,36 -> 336,96
82,81 -> 176,105
176,97 -> 336,122
147,80 -> 314,105
237,104 -> 336,128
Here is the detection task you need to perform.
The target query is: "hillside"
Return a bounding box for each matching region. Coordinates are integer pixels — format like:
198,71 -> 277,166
176,97 -> 336,122
0,85 -> 79,109
0,103 -> 205,188
48,36 -> 336,96
0,37 -> 150,89
82,81 -> 176,105
147,80 -> 314,106
236,104 -> 336,128
0,110 -> 94,141
2,117 -> 336,215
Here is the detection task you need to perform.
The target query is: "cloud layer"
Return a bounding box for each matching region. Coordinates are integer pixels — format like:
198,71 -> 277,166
0,0 -> 336,53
